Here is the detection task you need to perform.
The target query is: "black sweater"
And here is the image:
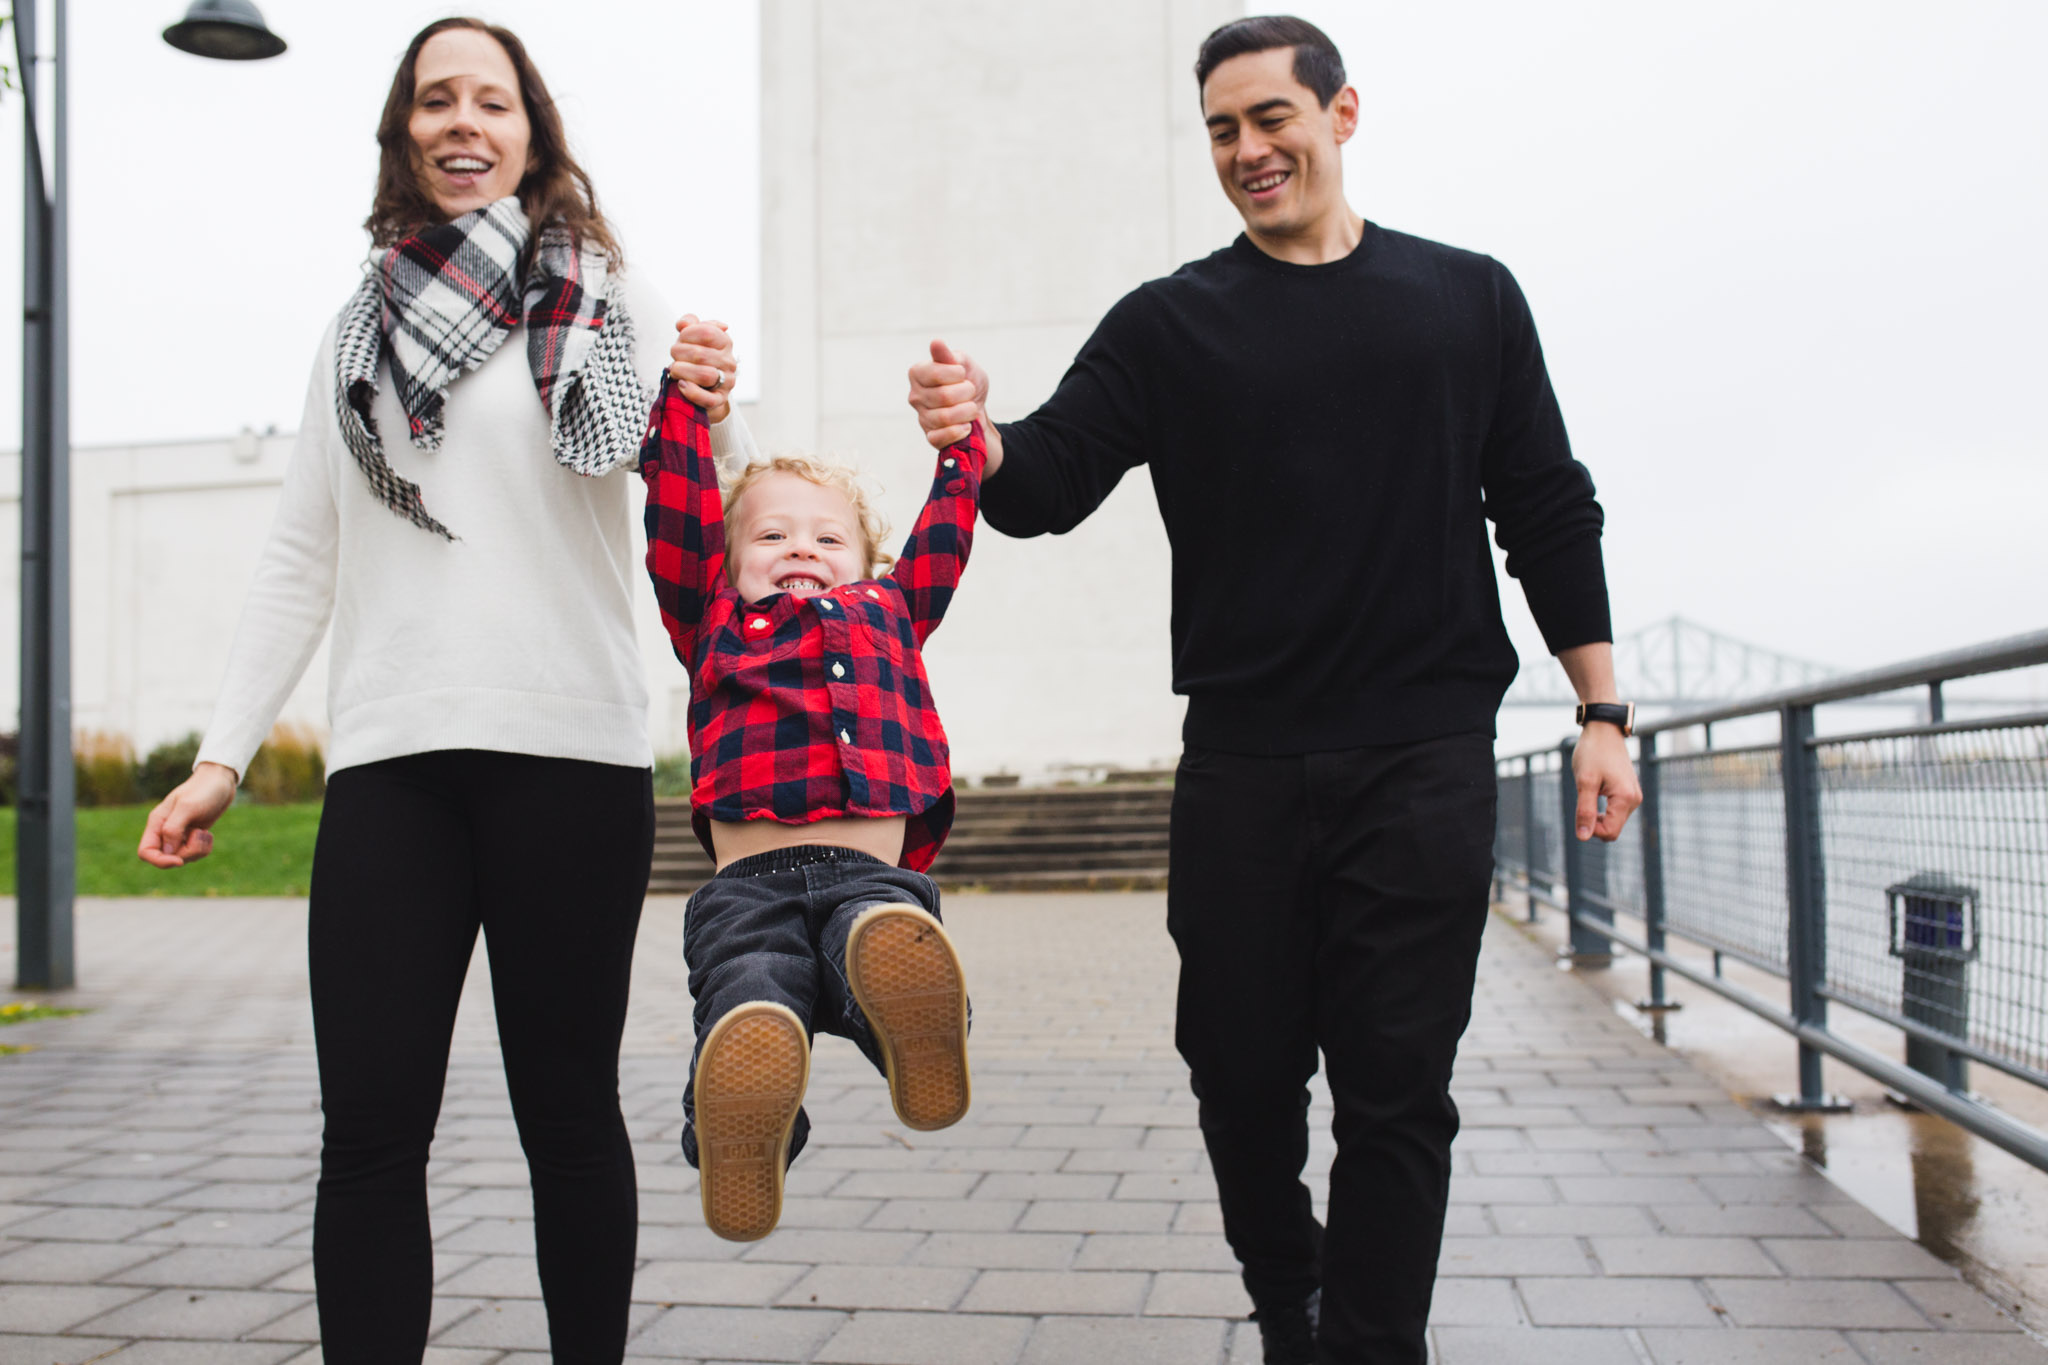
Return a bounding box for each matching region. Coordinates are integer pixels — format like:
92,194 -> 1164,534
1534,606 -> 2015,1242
983,223 -> 1610,754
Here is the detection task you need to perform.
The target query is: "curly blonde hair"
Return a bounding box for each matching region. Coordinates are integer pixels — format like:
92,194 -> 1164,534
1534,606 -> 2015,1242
722,454 -> 896,580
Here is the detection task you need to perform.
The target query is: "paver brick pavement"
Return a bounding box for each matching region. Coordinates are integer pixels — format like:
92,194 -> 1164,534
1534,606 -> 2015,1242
0,892 -> 2043,1362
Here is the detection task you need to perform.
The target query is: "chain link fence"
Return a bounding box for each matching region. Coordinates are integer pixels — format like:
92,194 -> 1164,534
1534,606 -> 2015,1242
1493,630 -> 2048,1172
1817,720 -> 2048,1081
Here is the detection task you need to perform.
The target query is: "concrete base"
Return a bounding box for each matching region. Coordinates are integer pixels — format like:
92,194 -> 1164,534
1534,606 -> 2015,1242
1770,1091 -> 1857,1113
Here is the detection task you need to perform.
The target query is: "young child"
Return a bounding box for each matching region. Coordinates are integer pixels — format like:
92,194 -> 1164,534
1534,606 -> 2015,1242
639,374 -> 983,1241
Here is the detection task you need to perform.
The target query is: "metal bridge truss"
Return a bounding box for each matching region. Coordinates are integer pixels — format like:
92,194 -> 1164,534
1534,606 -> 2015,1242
1501,616 -> 2035,713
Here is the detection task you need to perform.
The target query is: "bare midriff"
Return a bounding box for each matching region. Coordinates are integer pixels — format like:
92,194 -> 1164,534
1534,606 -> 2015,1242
710,815 -> 908,871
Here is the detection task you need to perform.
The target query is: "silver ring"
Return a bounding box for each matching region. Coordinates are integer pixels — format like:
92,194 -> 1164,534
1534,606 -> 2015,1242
707,371 -> 726,392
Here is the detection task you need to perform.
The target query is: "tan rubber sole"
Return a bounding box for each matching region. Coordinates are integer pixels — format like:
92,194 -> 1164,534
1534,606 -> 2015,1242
693,1001 -> 809,1242
846,904 -> 971,1131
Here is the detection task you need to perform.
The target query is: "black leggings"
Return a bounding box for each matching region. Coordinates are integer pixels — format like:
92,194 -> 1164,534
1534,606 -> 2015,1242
308,749 -> 652,1365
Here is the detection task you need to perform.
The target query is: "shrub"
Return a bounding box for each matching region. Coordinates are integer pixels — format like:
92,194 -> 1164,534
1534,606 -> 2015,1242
74,731 -> 140,807
138,732 -> 204,801
242,724 -> 326,804
0,731 -> 16,806
653,751 -> 693,798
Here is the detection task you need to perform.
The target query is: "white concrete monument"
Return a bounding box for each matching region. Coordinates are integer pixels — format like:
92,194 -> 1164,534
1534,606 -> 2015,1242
752,0 -> 1244,779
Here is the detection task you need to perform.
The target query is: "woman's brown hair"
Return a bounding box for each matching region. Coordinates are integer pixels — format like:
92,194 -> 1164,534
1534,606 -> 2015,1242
365,17 -> 620,264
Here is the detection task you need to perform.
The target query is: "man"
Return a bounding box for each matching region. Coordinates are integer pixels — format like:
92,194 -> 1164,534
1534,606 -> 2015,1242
908,16 -> 1639,1364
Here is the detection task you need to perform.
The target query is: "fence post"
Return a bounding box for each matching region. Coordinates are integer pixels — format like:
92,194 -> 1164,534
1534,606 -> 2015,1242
1490,760 -> 1504,905
1776,703 -> 1850,1111
1523,755 -> 1539,922
1559,737 -> 1614,965
1636,731 -> 1679,1011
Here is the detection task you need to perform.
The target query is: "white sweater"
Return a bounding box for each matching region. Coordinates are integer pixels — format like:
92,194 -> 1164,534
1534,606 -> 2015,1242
196,276 -> 758,778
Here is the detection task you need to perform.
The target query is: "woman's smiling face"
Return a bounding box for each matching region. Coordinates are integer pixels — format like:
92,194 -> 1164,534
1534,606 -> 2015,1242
407,28 -> 534,220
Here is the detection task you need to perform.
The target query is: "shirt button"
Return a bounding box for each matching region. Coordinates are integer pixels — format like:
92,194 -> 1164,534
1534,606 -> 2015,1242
831,661 -> 846,679
748,618 -> 768,631
946,479 -> 965,494
943,457 -> 956,468
819,600 -> 835,611
839,728 -> 851,744
866,588 -> 881,599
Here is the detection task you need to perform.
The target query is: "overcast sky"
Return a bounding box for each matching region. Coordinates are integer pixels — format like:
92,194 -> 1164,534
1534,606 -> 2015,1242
1,0 -> 2042,687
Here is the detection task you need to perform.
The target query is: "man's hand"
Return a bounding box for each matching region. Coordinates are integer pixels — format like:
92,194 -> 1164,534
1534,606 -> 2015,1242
1555,640 -> 1640,841
908,340 -> 1004,476
671,314 -> 736,424
1571,722 -> 1641,842
137,762 -> 238,868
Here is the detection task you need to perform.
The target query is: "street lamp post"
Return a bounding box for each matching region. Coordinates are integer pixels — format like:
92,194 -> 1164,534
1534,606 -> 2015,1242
13,0 -> 284,991
15,0 -> 76,991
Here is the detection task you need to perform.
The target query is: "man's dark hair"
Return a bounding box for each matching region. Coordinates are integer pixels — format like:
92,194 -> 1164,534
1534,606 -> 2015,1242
1194,15 -> 1347,107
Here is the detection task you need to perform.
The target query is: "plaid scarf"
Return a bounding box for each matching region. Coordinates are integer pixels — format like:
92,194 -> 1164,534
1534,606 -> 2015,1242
333,197 -> 647,539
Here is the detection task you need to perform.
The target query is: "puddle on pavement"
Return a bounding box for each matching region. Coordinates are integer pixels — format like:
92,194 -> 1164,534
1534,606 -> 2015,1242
1501,903 -> 2048,1334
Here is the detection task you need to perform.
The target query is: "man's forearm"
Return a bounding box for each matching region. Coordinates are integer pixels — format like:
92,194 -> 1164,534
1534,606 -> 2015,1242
1557,642 -> 1619,705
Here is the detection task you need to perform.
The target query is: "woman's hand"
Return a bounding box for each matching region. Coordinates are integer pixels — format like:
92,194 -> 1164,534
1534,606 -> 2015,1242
137,762 -> 239,868
671,314 -> 736,424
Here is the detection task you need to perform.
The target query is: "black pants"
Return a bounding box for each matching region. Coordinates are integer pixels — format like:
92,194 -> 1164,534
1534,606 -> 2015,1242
1169,734 -> 1497,1365
679,846 -> 942,1165
308,749 -> 653,1365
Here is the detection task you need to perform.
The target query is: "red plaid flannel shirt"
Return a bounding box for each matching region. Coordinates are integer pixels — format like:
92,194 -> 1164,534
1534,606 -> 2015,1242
639,377 -> 985,872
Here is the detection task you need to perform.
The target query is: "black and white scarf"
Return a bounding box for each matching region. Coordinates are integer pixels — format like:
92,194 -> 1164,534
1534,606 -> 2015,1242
333,197 -> 647,539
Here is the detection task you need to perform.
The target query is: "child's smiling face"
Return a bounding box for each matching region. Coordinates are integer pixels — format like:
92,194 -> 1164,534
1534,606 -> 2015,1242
728,471 -> 869,603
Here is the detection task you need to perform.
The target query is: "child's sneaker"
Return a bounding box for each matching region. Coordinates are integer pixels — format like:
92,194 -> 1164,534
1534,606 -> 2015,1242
845,904 -> 971,1130
693,1001 -> 810,1241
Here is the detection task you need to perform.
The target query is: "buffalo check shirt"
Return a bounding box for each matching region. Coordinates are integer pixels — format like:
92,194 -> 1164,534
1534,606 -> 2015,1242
639,376 -> 985,872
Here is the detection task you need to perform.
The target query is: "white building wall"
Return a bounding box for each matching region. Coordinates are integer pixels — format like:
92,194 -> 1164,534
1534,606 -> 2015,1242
9,2 -> 1246,777
755,0 -> 1244,779
1,416 -> 753,762
2,433 -> 330,757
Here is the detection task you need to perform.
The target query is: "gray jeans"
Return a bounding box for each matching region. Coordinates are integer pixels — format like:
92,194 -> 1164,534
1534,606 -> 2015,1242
679,844 -> 944,1166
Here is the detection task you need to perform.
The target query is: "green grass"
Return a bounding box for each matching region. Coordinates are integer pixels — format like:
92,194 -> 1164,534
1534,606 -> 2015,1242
1,995 -> 91,1060
0,802 -> 322,897
0,1002 -> 85,1024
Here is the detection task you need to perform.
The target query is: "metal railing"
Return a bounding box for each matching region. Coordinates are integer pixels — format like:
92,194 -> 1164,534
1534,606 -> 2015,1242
1493,629 -> 2048,1170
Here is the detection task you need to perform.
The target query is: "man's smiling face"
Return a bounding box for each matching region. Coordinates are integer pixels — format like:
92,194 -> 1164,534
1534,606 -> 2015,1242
1202,46 -> 1359,244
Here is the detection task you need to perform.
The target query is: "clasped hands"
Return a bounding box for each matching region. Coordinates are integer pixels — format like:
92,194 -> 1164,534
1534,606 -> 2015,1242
671,314 -> 736,423
906,340 -> 1005,475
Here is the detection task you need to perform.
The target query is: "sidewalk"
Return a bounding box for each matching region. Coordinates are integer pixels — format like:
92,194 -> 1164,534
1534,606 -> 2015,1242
0,892 -> 2041,1364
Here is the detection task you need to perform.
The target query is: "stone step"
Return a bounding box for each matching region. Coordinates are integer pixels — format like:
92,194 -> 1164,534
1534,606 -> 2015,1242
647,783 -> 1175,895
647,866 -> 1171,895
654,815 -> 1172,845
936,843 -> 1170,868
939,868 -> 1169,892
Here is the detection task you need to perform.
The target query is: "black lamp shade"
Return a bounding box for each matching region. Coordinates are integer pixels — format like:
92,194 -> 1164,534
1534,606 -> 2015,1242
163,0 -> 286,60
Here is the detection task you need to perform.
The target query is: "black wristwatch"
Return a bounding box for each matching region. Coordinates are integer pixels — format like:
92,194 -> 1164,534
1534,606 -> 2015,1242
1575,701 -> 1636,736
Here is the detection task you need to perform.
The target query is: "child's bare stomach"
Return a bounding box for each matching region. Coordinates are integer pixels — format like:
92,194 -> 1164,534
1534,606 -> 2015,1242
711,815 -> 908,871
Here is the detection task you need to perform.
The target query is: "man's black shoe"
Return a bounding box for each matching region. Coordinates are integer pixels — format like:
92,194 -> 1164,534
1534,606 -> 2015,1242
1250,1288 -> 1320,1365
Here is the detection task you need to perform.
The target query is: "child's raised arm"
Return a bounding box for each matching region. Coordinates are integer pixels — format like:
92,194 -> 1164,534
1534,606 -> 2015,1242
639,376 -> 725,664
889,422 -> 986,645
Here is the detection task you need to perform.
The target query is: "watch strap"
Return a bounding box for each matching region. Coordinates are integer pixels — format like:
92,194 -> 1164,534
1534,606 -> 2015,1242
1576,701 -> 1635,736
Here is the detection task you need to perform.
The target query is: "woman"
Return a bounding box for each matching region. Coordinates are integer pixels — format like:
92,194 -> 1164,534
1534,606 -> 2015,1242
136,18 -> 753,1361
